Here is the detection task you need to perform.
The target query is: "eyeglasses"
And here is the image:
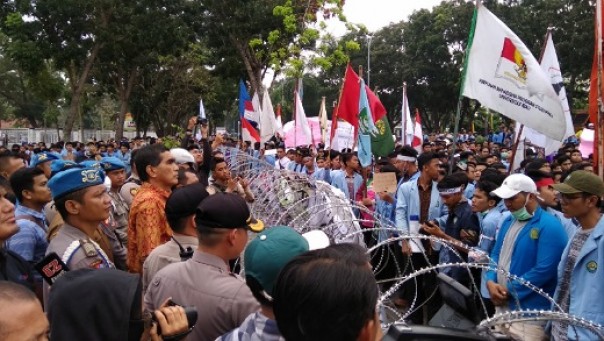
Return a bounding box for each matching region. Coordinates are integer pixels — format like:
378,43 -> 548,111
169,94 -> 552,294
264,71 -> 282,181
557,193 -> 583,203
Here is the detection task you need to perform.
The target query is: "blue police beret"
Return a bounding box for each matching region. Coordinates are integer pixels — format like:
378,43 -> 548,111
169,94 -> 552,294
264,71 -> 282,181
30,151 -> 60,168
48,167 -> 106,199
100,157 -> 125,172
50,160 -> 83,179
79,160 -> 102,170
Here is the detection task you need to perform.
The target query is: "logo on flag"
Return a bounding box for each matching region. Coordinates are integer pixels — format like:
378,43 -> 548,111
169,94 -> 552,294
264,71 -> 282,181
496,37 -> 527,88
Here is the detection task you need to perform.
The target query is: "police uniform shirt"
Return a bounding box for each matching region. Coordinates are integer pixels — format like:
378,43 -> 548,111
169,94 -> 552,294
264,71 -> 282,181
120,176 -> 141,206
144,250 -> 259,341
108,190 -> 130,245
141,234 -> 198,293
43,223 -> 114,308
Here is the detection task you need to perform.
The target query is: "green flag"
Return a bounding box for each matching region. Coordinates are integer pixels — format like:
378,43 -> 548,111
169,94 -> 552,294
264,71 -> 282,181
371,116 -> 394,157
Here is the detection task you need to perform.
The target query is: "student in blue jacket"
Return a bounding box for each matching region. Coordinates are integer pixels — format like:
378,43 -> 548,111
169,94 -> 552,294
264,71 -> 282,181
550,171 -> 604,341
486,174 -> 568,341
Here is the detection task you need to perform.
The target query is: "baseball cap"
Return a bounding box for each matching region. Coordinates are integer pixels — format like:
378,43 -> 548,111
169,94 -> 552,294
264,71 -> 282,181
244,226 -> 329,297
165,183 -> 209,228
552,170 -> 604,196
491,173 -> 537,199
195,192 -> 264,232
170,148 -> 195,164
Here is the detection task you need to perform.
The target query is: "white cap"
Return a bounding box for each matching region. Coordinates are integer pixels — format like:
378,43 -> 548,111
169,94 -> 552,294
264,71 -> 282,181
491,174 -> 537,199
301,230 -> 330,250
170,148 -> 195,164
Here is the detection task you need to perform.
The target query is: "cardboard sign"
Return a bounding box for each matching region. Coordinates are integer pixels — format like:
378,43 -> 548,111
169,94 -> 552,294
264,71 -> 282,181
372,172 -> 398,194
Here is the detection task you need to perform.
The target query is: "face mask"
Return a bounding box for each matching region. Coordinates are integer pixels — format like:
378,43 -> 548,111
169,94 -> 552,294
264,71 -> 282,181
511,194 -> 533,221
501,152 -> 508,159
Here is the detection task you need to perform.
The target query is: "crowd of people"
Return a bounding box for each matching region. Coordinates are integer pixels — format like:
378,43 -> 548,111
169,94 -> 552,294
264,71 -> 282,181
0,116 -> 602,341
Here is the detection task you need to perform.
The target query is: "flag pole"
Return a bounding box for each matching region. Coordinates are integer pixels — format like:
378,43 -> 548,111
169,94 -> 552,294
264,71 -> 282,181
449,1 -> 479,173
356,65 -> 369,197
402,81 -> 408,145
352,65 -> 364,151
508,28 -> 552,173
597,0 -> 604,178
294,78 -> 298,147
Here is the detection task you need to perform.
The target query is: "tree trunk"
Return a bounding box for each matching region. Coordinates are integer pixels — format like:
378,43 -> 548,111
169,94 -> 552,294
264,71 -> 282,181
114,68 -> 138,141
230,35 -> 262,94
63,43 -> 101,140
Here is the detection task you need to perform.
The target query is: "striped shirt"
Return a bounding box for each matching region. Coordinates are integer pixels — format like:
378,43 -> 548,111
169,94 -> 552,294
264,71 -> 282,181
217,312 -> 284,341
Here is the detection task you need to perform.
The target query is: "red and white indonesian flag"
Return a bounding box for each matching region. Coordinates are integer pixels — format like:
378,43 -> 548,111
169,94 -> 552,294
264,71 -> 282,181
462,6 -> 567,141
412,112 -> 423,153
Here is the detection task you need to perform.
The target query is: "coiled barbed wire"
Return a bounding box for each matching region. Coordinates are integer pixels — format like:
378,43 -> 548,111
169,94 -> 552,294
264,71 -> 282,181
220,147 -> 603,337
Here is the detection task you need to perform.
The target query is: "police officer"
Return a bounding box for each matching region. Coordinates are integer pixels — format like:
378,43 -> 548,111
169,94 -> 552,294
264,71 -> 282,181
30,151 -> 59,179
101,157 -> 130,246
120,149 -> 141,206
44,167 -> 115,307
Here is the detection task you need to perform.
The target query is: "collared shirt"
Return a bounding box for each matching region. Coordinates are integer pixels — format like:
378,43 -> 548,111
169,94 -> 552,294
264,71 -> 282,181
44,223 -> 115,308
6,204 -> 49,263
108,190 -> 130,245
418,180 -> 432,223
120,175 -> 141,206
438,200 -> 480,284
127,182 -> 173,273
275,156 -> 290,170
144,250 -> 260,341
142,234 -> 198,292
217,311 -> 285,341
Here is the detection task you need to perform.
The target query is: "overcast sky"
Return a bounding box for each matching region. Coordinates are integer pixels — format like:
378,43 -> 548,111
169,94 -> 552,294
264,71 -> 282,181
326,0 -> 445,35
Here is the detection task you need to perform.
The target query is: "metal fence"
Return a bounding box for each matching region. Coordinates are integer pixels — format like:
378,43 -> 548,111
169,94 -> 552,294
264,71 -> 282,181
0,128 -> 156,145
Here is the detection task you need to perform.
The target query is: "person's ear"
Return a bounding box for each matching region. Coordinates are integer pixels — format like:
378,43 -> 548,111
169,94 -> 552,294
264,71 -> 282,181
188,215 -> 196,229
22,189 -> 33,201
65,199 -> 81,215
357,311 -> 381,341
226,229 -> 238,246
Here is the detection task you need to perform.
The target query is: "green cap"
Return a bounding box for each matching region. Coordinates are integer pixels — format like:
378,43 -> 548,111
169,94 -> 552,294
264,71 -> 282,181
244,226 -> 329,297
552,170 -> 604,196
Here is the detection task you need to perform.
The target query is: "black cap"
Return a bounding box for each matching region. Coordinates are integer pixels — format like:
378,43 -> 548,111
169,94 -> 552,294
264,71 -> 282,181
165,183 -> 209,225
376,157 -> 390,165
195,193 -> 264,233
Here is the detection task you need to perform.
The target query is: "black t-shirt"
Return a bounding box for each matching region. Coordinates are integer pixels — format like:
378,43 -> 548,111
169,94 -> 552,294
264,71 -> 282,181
0,248 -> 35,291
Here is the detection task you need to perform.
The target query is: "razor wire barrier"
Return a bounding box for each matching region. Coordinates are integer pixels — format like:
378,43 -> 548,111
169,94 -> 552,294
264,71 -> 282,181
220,147 -> 604,339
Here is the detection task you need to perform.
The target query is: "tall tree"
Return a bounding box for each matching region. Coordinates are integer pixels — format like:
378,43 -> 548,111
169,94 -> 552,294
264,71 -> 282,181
200,0 -> 348,95
93,0 -> 194,140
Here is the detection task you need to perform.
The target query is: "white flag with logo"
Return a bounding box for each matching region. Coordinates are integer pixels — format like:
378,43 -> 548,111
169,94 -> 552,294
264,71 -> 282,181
462,6 -> 566,141
318,97 -> 328,143
515,33 -> 574,155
